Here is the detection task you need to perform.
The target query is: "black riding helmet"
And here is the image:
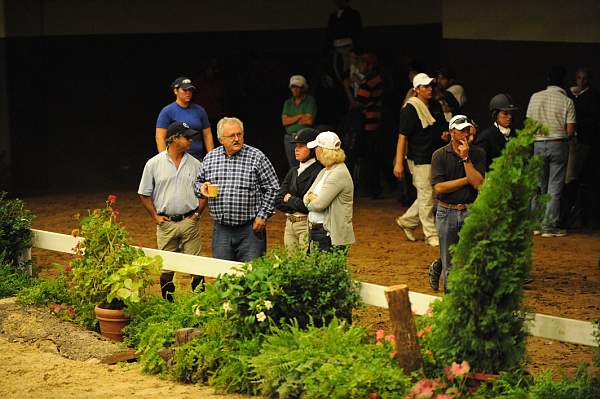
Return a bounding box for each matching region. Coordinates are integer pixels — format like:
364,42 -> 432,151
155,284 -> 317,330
489,93 -> 519,112
290,128 -> 319,159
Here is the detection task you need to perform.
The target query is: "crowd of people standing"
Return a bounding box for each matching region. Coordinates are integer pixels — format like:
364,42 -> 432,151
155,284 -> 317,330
134,0 -> 599,298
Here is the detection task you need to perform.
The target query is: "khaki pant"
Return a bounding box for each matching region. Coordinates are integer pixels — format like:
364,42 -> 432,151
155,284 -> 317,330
397,160 -> 438,239
283,217 -> 309,253
156,218 -> 201,296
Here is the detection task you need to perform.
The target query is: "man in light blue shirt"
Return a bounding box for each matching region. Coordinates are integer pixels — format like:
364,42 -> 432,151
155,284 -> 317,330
139,122 -> 207,300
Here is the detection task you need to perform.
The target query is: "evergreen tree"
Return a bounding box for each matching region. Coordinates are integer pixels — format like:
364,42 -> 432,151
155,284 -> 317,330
430,119 -> 545,373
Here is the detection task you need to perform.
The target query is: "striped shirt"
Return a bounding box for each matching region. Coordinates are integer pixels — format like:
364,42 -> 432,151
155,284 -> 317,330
138,151 -> 201,215
356,70 -> 384,133
526,86 -> 576,140
194,145 -> 279,226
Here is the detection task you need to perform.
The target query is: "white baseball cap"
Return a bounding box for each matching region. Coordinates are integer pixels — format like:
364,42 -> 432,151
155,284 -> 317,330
412,72 -> 434,89
449,115 -> 474,131
289,75 -> 308,89
307,131 -> 341,150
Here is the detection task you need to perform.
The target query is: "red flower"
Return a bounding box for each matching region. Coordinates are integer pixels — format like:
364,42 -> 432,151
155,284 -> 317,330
385,334 -> 395,343
375,329 -> 385,342
107,194 -> 117,203
417,329 -> 424,338
64,263 -> 72,273
424,325 -> 432,333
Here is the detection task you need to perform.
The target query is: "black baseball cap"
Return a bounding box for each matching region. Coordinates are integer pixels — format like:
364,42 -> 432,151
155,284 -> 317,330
290,127 -> 319,144
166,122 -> 199,139
171,76 -> 196,90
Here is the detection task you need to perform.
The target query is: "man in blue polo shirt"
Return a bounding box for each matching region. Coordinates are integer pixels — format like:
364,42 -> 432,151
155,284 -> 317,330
195,117 -> 279,262
156,76 -> 215,161
139,121 -> 207,300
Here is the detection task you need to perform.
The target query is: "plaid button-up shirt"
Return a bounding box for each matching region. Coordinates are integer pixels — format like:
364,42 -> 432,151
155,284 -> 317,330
195,145 -> 279,226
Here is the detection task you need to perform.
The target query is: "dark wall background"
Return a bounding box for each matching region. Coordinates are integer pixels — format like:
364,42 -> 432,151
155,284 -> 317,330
4,24 -> 445,194
2,23 -> 600,197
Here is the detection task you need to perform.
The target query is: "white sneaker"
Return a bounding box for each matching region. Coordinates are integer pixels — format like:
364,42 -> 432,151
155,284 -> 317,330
395,216 -> 416,241
426,236 -> 439,247
541,229 -> 567,237
533,230 -> 541,236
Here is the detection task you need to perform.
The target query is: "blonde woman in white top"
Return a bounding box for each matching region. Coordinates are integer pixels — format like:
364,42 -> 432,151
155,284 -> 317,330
304,131 -> 355,252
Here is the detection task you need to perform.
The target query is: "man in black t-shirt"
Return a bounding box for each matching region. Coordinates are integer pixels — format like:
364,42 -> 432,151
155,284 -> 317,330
393,73 -> 446,247
431,115 -> 486,292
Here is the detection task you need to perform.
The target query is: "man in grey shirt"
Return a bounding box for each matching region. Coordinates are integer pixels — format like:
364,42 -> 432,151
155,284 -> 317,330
139,121 -> 207,300
526,66 -> 576,237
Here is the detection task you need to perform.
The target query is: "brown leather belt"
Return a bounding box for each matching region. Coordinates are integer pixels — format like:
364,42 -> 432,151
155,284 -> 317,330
438,200 -> 471,211
310,223 -> 324,230
286,214 -> 308,223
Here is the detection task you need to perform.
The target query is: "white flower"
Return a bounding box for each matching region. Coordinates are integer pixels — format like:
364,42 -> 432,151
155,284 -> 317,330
264,300 -> 273,310
193,304 -> 201,317
256,311 -> 267,323
222,301 -> 231,313
247,264 -> 253,272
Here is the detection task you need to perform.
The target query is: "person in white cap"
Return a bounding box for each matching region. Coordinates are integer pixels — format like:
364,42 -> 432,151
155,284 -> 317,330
282,75 -> 317,168
430,115 -> 485,292
393,72 -> 446,247
303,131 -> 355,252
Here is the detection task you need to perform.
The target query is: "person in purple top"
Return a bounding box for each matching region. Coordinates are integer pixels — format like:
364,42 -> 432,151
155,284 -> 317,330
156,77 -> 215,161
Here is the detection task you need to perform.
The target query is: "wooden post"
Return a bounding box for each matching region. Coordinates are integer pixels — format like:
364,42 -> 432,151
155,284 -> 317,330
384,284 -> 423,372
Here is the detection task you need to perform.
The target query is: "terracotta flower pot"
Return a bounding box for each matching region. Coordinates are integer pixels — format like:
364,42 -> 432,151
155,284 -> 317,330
94,305 -> 130,341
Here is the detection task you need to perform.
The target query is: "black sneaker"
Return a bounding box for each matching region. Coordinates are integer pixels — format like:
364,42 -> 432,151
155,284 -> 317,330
428,258 -> 442,292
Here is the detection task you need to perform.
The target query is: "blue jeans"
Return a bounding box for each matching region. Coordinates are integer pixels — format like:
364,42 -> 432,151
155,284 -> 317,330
436,205 -> 468,292
284,134 -> 299,169
309,227 -> 349,254
212,221 -> 266,262
534,140 -> 568,229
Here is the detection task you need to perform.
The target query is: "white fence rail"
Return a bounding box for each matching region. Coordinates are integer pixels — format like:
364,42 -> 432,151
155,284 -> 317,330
31,229 -> 597,347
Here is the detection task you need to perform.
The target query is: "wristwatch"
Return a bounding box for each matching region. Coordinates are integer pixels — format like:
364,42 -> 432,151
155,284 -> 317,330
460,157 -> 470,164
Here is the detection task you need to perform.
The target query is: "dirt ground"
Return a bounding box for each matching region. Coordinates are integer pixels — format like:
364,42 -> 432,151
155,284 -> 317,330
1,191 -> 598,397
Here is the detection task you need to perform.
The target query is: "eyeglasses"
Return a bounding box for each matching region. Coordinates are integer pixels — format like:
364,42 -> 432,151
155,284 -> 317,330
222,132 -> 244,140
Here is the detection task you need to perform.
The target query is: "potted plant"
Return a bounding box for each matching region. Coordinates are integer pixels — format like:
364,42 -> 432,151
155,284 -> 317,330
95,255 -> 162,340
69,194 -> 161,340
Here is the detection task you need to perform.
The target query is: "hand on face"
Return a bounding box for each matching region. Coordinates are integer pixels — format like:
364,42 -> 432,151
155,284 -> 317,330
457,138 -> 469,159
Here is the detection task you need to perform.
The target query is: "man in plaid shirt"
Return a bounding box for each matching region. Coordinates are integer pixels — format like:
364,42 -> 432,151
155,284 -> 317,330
195,117 -> 280,262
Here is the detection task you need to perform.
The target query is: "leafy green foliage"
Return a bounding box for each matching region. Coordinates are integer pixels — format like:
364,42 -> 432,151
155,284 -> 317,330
527,366 -> 600,399
125,293 -> 204,374
252,319 -> 412,399
16,273 -> 70,305
196,248 -> 362,340
104,255 -> 161,304
430,119 -> 545,373
0,252 -> 33,297
0,192 -> 34,269
68,195 -> 144,327
594,319 -> 600,367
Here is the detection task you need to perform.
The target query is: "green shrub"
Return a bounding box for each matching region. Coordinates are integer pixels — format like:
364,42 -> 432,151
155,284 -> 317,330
252,319 -> 412,399
528,365 -> 600,399
198,248 -> 362,339
430,119 -> 545,373
0,192 -> 34,269
17,273 -> 69,305
0,253 -> 33,297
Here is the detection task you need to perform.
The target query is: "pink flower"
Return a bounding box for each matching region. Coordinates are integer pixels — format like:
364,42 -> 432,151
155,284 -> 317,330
435,395 -> 452,399
107,194 -> 117,203
426,307 -> 433,314
450,360 -> 470,378
409,379 -> 442,399
424,325 -> 432,333
112,210 -> 120,218
64,264 -> 72,273
385,334 -> 395,343
417,329 -> 424,338
445,360 -> 470,381
390,351 -> 397,358
375,329 -> 385,342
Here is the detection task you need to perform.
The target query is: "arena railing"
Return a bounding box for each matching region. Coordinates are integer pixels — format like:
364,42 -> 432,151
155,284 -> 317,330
29,229 -> 597,347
